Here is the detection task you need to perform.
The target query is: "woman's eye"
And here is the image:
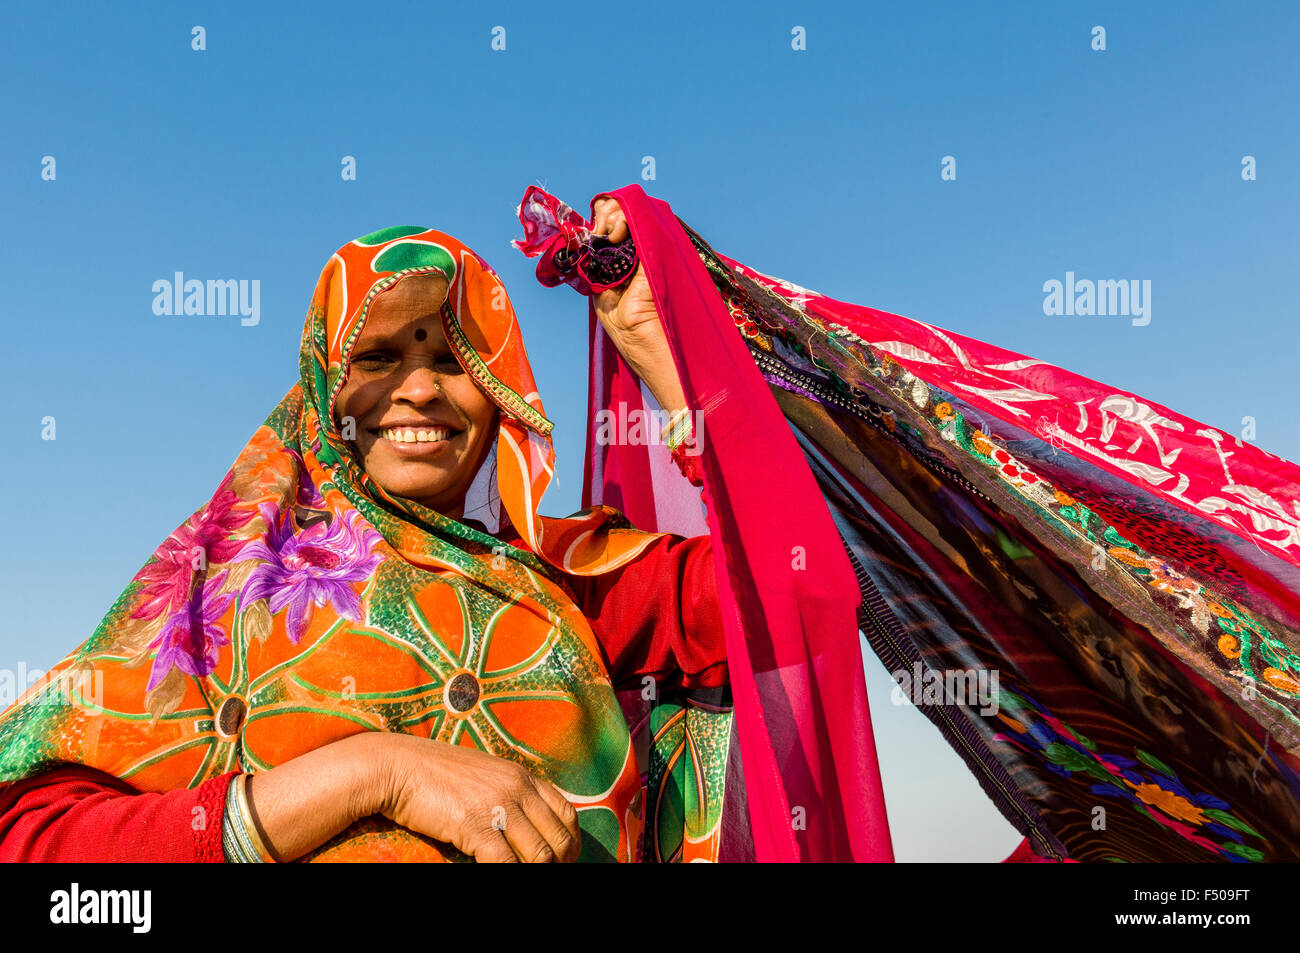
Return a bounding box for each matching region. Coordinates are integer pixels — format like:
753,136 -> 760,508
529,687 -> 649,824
351,352 -> 459,371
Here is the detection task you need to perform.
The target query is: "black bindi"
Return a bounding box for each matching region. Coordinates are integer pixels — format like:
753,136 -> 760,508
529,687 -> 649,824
413,328 -> 428,341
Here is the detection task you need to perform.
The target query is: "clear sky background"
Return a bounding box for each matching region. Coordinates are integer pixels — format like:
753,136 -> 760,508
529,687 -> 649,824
2,0 -> 1297,861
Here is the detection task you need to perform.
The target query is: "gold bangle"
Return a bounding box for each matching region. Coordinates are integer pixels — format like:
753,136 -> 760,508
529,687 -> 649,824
659,407 -> 690,440
236,773 -> 277,863
660,407 -> 693,448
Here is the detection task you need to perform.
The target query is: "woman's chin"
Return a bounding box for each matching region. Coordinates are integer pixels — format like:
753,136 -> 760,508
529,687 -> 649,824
383,479 -> 454,506
355,441 -> 479,513
380,472 -> 464,508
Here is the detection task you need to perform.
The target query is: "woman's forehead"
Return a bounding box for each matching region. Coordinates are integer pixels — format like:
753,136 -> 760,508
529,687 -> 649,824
373,272 -> 449,311
362,275 -> 450,339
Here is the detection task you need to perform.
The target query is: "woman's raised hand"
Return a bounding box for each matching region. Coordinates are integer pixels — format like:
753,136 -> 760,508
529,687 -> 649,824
591,197 -> 659,336
375,732 -> 582,863
588,196 -> 689,419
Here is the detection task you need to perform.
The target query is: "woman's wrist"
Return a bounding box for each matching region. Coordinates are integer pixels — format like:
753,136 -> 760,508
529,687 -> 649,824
237,730 -> 399,862
661,407 -> 694,450
599,323 -> 683,417
345,730 -> 407,820
330,730 -> 401,823
223,774 -> 275,862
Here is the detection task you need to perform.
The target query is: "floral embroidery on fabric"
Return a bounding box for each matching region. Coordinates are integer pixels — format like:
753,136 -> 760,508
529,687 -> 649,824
935,399 -> 1300,704
146,571 -> 237,691
723,292 -> 773,350
125,472 -> 259,630
993,686 -> 1267,862
694,236 -> 1300,739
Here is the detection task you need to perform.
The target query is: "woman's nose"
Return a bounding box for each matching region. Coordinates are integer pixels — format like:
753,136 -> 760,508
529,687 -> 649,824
389,364 -> 445,404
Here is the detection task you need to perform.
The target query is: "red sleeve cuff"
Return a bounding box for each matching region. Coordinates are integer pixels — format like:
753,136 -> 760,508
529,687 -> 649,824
0,764 -> 238,863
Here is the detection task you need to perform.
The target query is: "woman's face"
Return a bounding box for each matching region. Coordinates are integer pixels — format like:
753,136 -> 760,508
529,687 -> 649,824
334,274 -> 498,519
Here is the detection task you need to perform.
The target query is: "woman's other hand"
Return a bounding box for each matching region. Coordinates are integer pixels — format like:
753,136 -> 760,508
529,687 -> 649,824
375,733 -> 582,863
242,730 -> 581,862
589,196 -> 688,419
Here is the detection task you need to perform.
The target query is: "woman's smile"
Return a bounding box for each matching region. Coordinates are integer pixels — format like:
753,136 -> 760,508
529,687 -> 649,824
372,424 -> 461,455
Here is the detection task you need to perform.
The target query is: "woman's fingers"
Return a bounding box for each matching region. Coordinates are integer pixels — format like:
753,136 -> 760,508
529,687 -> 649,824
464,825 -> 522,863
526,779 -> 582,862
530,776 -> 581,838
499,810 -> 563,863
591,197 -> 629,243
591,198 -> 613,236
376,735 -> 581,863
455,776 -> 576,863
462,798 -> 562,863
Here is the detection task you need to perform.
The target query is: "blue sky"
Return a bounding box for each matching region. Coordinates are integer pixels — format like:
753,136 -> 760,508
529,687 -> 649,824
2,0 -> 1297,860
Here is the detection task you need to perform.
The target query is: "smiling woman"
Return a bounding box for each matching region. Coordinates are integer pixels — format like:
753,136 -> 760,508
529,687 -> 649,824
0,208 -> 735,864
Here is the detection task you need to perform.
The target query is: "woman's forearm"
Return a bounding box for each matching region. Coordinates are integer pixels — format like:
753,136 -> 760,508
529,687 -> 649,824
611,320 -> 689,421
243,731 -> 392,862
247,730 -> 583,863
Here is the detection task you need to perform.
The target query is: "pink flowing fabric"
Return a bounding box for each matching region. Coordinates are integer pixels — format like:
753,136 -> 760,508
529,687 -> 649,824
519,184 -> 895,863
514,183 -> 1300,863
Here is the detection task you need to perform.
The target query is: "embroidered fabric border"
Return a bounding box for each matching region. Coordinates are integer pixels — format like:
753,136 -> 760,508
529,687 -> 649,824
440,301 -> 554,436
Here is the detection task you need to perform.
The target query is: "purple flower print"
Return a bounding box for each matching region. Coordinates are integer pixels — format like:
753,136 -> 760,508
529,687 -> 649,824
147,570 -> 238,690
233,502 -> 385,644
288,448 -> 328,509
132,472 -> 257,623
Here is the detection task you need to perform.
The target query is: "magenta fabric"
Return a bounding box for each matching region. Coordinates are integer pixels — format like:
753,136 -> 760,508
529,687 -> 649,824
514,186 -> 641,296
519,184 -> 895,863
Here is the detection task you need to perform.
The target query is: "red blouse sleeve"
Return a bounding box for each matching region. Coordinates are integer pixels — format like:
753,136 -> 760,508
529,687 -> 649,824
0,764 -> 235,862
552,532 -> 728,692
496,435 -> 725,691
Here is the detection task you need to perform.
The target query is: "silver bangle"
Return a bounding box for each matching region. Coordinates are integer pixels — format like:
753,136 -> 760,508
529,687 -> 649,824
221,776 -> 267,863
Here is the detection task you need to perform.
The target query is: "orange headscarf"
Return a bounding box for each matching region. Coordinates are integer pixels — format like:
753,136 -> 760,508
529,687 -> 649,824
309,224 -> 663,575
